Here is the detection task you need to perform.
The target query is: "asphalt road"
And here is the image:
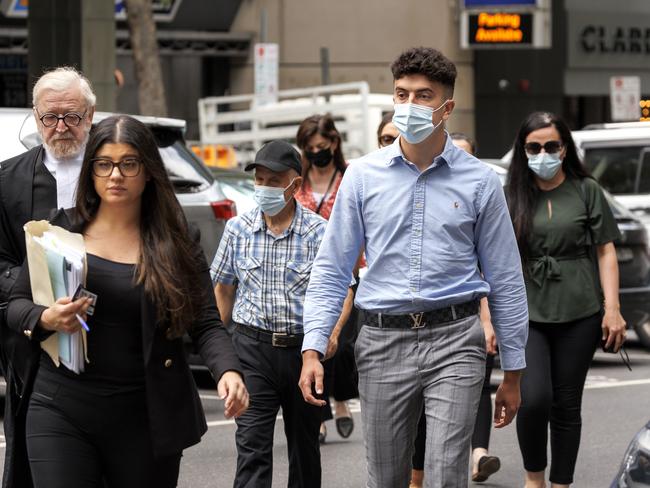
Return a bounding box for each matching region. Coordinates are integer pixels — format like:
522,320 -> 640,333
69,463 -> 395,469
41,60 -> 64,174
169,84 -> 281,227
1,337 -> 649,487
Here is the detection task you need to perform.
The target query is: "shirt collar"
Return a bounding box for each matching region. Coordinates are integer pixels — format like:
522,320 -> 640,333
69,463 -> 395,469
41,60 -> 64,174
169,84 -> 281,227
251,200 -> 306,236
43,146 -> 84,167
387,131 -> 457,169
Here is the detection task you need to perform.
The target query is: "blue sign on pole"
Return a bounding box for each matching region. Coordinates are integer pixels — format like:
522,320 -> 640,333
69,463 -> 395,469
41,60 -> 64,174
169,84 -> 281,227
464,0 -> 537,6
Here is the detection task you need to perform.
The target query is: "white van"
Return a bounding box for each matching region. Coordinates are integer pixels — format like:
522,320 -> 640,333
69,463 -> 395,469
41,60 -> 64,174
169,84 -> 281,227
572,122 -> 650,236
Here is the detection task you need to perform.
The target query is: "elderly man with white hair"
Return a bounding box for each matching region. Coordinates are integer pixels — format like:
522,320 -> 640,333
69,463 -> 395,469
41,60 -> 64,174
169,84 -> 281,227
0,66 -> 96,488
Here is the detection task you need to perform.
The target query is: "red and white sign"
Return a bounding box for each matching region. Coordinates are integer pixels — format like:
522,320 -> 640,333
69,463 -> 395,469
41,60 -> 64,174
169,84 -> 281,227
254,43 -> 279,107
610,76 -> 641,122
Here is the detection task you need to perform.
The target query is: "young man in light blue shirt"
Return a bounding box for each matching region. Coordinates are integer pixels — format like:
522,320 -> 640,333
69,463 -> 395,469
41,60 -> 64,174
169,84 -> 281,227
299,47 -> 528,488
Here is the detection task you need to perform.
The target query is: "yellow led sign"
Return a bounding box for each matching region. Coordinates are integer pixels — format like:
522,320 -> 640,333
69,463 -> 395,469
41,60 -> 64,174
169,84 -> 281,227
469,12 -> 533,45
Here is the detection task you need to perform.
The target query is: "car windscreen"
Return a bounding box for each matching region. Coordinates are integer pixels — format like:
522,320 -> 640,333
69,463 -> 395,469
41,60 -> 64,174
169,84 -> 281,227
158,141 -> 214,193
583,146 -> 645,195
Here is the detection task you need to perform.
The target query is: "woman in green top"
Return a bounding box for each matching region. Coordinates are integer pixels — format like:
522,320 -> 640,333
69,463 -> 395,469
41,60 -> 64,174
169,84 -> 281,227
506,112 -> 626,488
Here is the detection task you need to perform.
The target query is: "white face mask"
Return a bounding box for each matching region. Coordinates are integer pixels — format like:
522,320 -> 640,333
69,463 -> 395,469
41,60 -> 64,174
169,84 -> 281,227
392,100 -> 448,144
253,179 -> 295,216
527,152 -> 563,180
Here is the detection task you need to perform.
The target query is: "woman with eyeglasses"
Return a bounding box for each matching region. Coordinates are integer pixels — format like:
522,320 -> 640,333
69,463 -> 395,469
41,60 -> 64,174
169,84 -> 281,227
377,111 -> 399,148
506,112 -> 626,488
7,115 -> 248,488
295,114 -> 359,444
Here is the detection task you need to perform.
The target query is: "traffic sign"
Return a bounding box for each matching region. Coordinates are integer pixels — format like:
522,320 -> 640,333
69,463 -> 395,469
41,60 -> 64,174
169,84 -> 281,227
254,43 -> 279,107
610,76 -> 641,121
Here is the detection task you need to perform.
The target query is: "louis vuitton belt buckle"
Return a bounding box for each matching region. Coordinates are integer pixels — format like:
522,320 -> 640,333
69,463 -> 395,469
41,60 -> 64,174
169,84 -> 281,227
409,312 -> 426,329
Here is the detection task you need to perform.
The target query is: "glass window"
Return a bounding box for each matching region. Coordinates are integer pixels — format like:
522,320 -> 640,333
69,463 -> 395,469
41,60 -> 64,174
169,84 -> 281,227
158,142 -> 213,193
583,146 -> 644,195
638,151 -> 650,194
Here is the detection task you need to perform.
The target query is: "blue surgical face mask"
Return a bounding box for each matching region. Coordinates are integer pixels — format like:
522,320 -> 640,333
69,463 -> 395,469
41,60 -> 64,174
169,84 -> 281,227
254,179 -> 295,216
392,100 -> 448,144
527,152 -> 563,181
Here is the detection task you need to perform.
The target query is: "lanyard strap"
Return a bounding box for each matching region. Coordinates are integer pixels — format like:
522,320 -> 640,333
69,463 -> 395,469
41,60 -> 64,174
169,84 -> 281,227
314,169 -> 339,215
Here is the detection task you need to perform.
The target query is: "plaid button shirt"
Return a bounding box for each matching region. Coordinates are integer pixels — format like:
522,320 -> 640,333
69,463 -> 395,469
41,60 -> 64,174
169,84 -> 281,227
210,203 -> 327,334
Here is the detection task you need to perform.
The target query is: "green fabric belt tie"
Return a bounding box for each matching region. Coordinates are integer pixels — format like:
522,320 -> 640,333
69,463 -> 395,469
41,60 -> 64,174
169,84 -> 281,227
529,252 -> 588,287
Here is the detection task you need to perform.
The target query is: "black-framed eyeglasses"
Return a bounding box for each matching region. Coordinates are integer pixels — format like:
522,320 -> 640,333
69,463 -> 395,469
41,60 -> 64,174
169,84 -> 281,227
91,158 -> 142,178
35,108 -> 87,128
524,140 -> 563,155
379,135 -> 396,147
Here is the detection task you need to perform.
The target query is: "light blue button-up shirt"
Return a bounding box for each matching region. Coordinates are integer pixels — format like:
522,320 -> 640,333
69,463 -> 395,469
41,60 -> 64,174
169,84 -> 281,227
302,135 -> 528,371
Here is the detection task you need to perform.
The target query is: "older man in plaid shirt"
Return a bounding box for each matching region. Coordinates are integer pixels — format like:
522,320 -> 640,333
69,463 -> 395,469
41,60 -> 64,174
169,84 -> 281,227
211,140 -> 351,488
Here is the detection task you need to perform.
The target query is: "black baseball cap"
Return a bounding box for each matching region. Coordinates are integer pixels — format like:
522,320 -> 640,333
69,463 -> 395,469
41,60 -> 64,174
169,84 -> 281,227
244,140 -> 302,174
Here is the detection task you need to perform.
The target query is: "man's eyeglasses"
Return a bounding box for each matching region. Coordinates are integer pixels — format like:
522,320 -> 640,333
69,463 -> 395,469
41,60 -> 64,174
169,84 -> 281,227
524,141 -> 563,155
36,109 -> 87,128
379,135 -> 396,147
91,158 -> 142,178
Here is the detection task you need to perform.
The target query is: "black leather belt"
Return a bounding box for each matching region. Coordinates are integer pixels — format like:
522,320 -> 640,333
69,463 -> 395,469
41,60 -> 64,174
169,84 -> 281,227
361,300 -> 480,330
235,323 -> 303,348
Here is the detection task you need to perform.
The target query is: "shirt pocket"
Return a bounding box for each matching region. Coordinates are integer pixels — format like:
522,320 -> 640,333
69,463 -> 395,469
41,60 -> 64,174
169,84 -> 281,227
237,256 -> 263,291
286,260 -> 313,295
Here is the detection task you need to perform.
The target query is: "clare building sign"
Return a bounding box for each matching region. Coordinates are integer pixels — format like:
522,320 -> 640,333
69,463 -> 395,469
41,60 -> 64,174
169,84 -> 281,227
569,13 -> 650,66
566,9 -> 650,96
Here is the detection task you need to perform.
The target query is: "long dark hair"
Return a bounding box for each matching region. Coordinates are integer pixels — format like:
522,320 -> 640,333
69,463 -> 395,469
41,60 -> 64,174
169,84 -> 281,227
76,115 -> 204,338
296,114 -> 347,178
506,111 -> 590,261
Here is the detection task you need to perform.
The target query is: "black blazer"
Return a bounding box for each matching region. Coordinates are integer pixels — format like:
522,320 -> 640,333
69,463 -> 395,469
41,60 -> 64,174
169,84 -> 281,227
0,145 -> 49,488
0,145 -> 47,302
6,209 -> 243,457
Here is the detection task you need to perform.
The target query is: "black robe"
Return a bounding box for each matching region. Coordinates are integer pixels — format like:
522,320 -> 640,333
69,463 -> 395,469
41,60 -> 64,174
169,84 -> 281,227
0,145 -> 49,488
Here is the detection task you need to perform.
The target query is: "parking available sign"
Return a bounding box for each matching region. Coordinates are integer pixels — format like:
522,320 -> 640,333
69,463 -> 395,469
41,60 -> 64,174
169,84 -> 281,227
610,76 -> 641,122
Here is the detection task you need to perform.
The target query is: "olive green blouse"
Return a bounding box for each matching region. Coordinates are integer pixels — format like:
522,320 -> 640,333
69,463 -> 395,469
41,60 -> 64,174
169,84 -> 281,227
525,177 -> 620,323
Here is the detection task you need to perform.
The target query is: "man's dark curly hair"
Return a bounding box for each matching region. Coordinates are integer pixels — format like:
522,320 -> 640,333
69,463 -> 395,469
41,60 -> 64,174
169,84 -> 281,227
391,47 -> 457,95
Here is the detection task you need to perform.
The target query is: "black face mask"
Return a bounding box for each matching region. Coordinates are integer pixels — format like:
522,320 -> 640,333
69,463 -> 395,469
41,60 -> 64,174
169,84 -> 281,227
306,148 -> 333,168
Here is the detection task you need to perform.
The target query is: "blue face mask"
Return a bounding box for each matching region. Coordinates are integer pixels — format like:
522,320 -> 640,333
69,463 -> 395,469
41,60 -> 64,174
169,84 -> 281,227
392,101 -> 448,144
254,179 -> 295,216
527,152 -> 563,181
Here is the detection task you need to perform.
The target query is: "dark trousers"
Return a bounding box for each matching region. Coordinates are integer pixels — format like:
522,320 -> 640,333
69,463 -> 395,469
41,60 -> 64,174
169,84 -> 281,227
411,353 -> 494,470
25,373 -> 181,488
232,328 -> 321,488
516,313 -> 601,485
320,302 -> 360,421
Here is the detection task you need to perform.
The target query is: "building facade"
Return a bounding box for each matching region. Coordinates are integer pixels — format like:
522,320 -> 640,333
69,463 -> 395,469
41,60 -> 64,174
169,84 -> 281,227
0,0 -> 476,141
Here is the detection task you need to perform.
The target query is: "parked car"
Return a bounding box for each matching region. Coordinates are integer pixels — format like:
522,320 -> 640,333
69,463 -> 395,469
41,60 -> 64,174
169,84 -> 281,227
1,108 -> 236,261
210,167 -> 256,215
611,420 -> 650,487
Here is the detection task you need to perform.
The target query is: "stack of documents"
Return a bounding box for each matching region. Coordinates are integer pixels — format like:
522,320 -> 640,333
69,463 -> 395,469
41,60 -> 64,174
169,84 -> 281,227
32,231 -> 86,374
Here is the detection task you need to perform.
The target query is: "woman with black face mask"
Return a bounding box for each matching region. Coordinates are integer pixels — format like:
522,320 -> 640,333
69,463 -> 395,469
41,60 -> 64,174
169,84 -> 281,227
296,114 -> 348,218
295,114 -> 359,445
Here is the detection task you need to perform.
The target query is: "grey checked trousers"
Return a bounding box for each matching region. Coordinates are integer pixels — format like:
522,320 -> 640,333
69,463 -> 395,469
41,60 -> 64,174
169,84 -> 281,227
355,314 -> 486,488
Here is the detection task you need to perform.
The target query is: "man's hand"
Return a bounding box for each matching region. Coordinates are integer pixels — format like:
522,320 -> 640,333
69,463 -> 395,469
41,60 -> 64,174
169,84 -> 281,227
494,370 -> 522,428
217,370 -> 249,419
299,350 -> 326,406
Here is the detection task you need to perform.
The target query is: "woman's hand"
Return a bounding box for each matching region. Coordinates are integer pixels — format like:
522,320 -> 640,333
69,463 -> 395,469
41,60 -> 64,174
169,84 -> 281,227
217,371 -> 249,419
602,306 -> 627,352
40,297 -> 92,334
481,319 -> 498,356
324,334 -> 339,361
